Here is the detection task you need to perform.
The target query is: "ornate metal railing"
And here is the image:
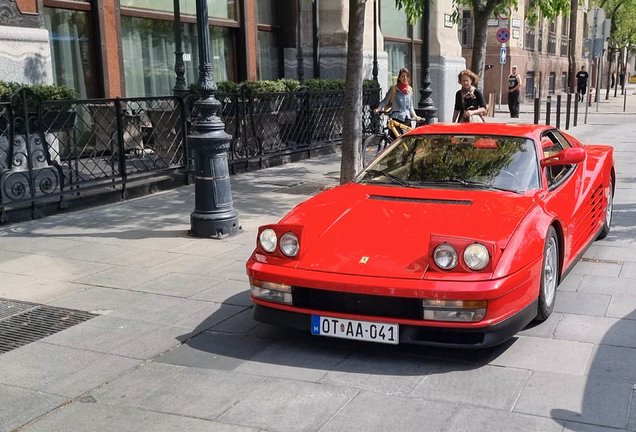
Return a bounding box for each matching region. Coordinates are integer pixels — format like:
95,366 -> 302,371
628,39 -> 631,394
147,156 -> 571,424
0,89 -> 188,221
199,87 -> 380,173
1,87 -> 380,221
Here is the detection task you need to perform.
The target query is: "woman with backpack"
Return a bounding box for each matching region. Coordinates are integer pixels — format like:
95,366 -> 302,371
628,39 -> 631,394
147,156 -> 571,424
374,68 -> 421,125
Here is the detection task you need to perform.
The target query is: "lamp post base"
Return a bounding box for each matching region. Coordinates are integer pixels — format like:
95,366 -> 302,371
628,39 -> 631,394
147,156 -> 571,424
190,210 -> 240,239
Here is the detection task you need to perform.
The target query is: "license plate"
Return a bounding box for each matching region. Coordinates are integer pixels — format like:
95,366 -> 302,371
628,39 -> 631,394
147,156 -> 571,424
311,316 -> 399,345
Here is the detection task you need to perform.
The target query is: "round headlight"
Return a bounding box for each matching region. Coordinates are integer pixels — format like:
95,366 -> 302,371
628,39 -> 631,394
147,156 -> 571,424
259,229 -> 277,253
463,243 -> 490,270
280,232 -> 299,257
433,244 -> 458,270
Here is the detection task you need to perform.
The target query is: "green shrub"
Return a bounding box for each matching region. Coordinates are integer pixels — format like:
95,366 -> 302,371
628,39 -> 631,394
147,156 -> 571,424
0,81 -> 78,101
185,78 -> 379,95
278,78 -> 301,92
240,80 -> 287,93
217,80 -> 240,93
305,78 -> 346,91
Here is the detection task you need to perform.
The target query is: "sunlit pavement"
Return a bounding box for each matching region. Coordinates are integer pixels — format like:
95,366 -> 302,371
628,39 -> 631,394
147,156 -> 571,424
1,90 -> 636,432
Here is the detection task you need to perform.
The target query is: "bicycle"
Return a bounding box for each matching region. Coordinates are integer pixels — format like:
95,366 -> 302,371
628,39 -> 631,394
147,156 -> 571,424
361,112 -> 417,166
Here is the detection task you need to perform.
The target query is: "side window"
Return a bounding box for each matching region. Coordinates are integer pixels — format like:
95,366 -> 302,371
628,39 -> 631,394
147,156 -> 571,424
541,131 -> 573,188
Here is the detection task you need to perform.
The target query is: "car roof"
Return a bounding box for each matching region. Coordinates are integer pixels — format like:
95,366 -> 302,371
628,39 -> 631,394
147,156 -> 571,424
407,123 -> 555,139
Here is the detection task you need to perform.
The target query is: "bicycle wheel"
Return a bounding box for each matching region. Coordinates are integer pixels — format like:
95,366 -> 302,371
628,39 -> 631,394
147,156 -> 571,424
362,134 -> 390,166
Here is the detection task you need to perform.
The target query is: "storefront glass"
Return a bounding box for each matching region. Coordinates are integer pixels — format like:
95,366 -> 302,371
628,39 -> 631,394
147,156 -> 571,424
380,1 -> 408,38
121,16 -> 234,97
44,8 -> 98,98
257,31 -> 279,80
120,0 -> 236,20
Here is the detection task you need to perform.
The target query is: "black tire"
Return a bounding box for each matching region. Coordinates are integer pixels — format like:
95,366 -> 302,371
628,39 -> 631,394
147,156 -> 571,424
597,179 -> 613,240
536,226 -> 559,322
362,134 -> 390,167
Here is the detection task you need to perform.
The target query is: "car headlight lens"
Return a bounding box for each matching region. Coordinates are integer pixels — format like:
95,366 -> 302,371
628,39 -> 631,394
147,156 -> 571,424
433,244 -> 458,270
280,232 -> 300,257
259,229 -> 277,253
463,243 -> 490,270
250,278 -> 292,304
422,299 -> 487,322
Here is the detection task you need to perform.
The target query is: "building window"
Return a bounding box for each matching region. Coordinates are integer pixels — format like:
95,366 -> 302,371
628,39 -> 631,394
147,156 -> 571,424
525,71 -> 535,99
524,20 -> 535,51
120,0 -> 236,19
256,0 -> 280,80
380,1 -> 408,38
460,10 -> 473,48
561,72 -> 567,92
121,16 -> 234,97
44,7 -> 98,98
549,72 -> 556,94
380,0 -> 421,96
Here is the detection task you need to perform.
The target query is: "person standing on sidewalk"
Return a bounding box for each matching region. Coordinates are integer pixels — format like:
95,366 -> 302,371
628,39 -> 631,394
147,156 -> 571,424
508,65 -> 522,118
576,65 -> 589,102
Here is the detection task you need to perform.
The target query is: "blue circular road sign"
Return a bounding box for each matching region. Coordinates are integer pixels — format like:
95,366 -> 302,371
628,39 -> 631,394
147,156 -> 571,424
496,28 -> 510,44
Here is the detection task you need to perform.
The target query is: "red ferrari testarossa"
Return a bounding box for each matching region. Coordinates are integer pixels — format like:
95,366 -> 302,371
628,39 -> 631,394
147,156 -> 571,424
246,123 -> 615,348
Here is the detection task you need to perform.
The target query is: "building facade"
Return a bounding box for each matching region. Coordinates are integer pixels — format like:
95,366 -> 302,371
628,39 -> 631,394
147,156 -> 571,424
460,0 -> 589,105
4,0 -> 597,121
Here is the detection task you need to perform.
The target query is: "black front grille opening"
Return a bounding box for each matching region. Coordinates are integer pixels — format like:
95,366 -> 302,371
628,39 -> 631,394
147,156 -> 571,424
0,299 -> 98,355
407,327 -> 485,346
292,287 -> 422,320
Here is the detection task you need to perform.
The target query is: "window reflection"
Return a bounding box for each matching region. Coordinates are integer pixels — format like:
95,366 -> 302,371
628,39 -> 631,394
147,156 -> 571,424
120,0 -> 236,19
121,16 -> 234,97
44,8 -> 97,98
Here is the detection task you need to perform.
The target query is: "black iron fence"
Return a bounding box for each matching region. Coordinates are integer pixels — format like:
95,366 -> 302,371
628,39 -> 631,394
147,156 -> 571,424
0,89 -> 188,221
0,87 -> 380,221
207,87 -> 380,172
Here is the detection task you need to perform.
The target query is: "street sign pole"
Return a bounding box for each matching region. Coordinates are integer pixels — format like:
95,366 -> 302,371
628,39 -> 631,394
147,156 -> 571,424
499,44 -> 506,109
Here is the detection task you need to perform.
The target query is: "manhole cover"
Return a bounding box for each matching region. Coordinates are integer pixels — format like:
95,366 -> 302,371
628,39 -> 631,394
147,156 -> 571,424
0,298 -> 97,354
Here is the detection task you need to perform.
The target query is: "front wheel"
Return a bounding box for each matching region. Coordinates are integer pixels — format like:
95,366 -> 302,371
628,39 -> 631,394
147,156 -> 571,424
597,179 -> 613,240
362,134 -> 390,167
536,226 -> 559,322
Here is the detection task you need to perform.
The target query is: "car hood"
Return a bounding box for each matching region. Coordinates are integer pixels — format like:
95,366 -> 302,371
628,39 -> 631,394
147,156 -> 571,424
294,184 -> 539,279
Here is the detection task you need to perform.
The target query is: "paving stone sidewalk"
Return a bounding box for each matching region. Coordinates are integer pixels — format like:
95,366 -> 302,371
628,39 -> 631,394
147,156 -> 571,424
1,98 -> 635,432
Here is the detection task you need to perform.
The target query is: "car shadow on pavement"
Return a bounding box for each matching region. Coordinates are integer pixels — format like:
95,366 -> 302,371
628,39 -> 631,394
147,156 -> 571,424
167,291 -> 517,377
550,308 -> 636,430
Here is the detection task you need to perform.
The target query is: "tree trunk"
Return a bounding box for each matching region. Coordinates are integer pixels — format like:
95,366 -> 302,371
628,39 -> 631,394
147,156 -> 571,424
470,2 -> 496,90
340,0 -> 367,184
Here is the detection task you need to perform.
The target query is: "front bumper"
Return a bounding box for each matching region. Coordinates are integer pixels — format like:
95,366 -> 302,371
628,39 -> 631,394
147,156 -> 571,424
247,255 -> 542,348
252,300 -> 538,348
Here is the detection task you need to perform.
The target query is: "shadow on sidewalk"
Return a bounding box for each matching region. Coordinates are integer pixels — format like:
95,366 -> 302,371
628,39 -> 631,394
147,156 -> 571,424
550,308 -> 636,430
169,291 -> 522,376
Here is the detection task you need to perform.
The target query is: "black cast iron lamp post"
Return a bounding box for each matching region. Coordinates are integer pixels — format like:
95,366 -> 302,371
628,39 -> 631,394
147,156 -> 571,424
189,0 -> 239,238
415,0 -> 437,124
173,0 -> 188,98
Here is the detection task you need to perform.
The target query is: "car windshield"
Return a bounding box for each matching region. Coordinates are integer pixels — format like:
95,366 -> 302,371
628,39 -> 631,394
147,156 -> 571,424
355,134 -> 540,193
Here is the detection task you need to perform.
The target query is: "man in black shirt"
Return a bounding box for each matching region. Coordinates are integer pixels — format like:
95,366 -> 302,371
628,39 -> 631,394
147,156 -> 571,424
576,66 -> 589,102
507,66 -> 522,118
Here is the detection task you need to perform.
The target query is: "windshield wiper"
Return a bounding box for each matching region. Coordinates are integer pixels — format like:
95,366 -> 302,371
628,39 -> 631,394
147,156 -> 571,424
364,169 -> 412,187
418,178 -> 521,194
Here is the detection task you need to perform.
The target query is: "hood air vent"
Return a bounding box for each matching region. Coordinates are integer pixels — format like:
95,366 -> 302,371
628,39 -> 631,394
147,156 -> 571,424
369,195 -> 472,205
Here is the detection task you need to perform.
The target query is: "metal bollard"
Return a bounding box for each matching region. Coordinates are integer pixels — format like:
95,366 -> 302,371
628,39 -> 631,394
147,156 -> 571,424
573,94 -> 578,127
534,98 -> 540,124
565,93 -> 572,130
546,96 -> 551,126
556,95 -> 561,129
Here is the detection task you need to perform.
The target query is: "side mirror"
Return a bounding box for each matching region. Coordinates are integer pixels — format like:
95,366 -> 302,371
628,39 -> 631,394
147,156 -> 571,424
541,147 -> 585,167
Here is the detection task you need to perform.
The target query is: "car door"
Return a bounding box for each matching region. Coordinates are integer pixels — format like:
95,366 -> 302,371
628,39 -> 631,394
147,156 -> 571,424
540,130 -> 582,270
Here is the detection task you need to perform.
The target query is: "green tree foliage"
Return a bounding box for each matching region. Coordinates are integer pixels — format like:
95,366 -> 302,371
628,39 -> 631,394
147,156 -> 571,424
395,0 -> 570,86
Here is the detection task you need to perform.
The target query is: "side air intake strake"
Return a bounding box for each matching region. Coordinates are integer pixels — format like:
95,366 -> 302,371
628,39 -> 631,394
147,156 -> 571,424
369,195 -> 473,205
